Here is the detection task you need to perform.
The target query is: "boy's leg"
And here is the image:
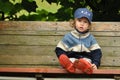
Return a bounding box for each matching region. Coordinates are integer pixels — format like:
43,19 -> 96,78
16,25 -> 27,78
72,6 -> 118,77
59,54 -> 75,73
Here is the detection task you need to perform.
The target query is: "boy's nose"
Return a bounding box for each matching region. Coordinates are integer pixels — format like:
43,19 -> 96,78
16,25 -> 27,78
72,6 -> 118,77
80,22 -> 84,25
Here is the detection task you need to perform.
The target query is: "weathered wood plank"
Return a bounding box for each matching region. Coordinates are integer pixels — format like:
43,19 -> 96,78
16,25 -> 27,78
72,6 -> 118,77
0,44 -> 120,66
0,21 -> 58,31
57,31 -> 120,37
0,21 -> 120,31
0,54 -> 120,66
0,67 -> 119,74
102,47 -> 120,55
0,46 -> 120,56
0,35 -> 120,46
0,54 -> 58,65
101,57 -> 120,67
0,46 -> 55,55
96,37 -> 120,47
0,30 -> 57,36
1,31 -> 120,37
0,35 -> 58,46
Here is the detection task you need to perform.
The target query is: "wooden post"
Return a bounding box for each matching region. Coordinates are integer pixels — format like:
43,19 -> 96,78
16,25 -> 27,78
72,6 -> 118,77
114,76 -> 120,80
36,74 -> 44,80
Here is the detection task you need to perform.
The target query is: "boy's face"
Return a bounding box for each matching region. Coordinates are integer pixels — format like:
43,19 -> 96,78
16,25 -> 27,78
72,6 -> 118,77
75,17 -> 90,32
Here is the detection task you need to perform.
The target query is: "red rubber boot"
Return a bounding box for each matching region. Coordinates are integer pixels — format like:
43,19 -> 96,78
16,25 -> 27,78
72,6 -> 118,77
59,54 -> 75,73
74,58 -> 93,74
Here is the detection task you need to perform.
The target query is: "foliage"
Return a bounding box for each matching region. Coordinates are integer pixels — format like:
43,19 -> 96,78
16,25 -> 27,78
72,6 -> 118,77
45,0 -> 120,21
0,0 -> 120,21
0,0 -> 37,20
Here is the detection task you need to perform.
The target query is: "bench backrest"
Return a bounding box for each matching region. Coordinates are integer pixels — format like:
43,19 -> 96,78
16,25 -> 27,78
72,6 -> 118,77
0,21 -> 120,69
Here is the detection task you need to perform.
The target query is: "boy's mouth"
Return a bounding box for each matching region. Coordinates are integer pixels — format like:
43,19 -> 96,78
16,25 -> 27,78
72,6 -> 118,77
79,27 -> 84,30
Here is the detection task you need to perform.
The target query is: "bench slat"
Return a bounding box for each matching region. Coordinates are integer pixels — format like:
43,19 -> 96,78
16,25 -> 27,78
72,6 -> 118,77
0,35 -> 58,46
0,21 -> 120,31
0,54 -> 120,67
1,30 -> 120,37
0,46 -> 120,56
0,45 -> 120,66
0,35 -> 120,46
0,67 -> 119,74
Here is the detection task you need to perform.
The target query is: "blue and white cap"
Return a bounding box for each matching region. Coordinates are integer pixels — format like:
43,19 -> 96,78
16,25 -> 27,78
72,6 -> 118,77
74,8 -> 93,22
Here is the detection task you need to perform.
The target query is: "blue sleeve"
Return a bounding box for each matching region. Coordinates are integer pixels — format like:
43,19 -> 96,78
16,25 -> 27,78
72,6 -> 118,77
55,47 -> 67,58
55,33 -> 70,58
91,49 -> 102,67
90,35 -> 102,67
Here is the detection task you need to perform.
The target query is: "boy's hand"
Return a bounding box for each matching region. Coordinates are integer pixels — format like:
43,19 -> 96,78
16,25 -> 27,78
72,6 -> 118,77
92,64 -> 97,70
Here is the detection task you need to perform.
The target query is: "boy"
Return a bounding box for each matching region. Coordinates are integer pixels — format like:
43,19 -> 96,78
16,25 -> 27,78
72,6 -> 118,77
55,8 -> 102,74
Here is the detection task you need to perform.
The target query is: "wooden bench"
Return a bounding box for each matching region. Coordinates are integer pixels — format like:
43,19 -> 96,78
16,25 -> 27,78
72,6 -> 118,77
0,21 -> 120,80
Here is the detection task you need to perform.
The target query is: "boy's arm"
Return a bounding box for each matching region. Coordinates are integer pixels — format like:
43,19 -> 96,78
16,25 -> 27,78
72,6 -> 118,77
55,40 -> 69,57
55,47 -> 67,57
91,48 -> 102,68
90,35 -> 102,68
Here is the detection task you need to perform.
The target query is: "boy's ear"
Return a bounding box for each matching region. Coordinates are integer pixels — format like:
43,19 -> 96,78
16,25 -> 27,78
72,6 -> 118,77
89,24 -> 92,30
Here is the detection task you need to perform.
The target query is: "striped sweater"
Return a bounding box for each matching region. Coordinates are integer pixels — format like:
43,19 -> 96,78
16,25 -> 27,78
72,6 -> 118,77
55,30 -> 102,67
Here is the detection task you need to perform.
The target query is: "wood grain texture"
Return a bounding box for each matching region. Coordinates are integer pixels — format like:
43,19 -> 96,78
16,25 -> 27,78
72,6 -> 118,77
0,67 -> 119,74
0,21 -> 120,69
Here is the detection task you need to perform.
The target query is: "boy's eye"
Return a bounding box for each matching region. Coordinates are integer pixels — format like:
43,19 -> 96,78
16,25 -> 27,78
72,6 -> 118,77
84,21 -> 88,23
77,19 -> 88,23
77,19 -> 82,22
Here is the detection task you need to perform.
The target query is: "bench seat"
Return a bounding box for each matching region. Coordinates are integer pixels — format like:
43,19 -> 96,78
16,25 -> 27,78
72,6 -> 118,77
0,67 -> 120,74
0,21 -> 120,79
